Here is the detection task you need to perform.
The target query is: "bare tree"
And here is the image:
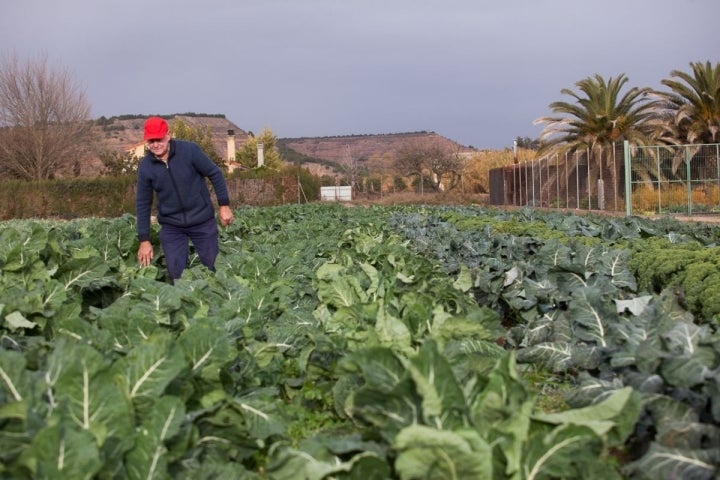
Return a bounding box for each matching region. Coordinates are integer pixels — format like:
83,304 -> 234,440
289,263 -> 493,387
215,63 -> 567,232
0,52 -> 93,180
340,144 -> 360,190
366,152 -> 396,194
395,143 -> 427,193
395,141 -> 464,192
425,145 -> 465,191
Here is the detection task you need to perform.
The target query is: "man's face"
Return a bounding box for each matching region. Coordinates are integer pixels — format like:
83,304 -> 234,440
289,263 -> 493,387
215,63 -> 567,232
146,134 -> 170,158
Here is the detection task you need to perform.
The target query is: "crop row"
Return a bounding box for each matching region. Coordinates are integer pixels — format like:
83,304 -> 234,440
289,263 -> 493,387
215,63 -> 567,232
0,205 -> 719,479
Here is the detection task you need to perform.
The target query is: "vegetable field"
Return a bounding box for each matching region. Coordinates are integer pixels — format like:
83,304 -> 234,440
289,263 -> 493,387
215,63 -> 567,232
2,204 -> 720,479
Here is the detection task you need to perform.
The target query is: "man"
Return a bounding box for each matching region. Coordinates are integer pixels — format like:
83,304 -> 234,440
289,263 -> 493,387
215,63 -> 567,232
136,116 -> 233,280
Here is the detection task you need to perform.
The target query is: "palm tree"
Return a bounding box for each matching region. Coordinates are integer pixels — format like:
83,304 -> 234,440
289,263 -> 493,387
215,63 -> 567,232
648,61 -> 720,180
533,74 -> 662,207
655,61 -> 720,145
535,73 -> 660,155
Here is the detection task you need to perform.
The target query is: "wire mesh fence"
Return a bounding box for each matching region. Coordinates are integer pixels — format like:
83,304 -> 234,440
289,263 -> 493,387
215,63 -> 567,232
627,143 -> 720,215
489,142 -> 720,216
490,143 -> 625,211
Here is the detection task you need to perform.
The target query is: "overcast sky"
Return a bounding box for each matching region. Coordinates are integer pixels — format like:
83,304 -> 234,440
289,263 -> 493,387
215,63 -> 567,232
1,0 -> 717,149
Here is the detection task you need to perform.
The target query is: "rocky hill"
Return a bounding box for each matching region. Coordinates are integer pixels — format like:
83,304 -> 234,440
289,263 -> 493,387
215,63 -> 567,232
94,114 -> 250,161
281,131 -> 473,159
91,114 -> 476,176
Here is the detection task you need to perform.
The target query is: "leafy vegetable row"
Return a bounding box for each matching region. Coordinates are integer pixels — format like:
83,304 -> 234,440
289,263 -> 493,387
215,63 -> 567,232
1,205 -> 719,479
389,206 -> 720,479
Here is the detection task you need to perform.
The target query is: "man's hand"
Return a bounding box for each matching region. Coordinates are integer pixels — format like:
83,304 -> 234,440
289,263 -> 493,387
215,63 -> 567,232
219,205 -> 234,227
137,241 -> 154,267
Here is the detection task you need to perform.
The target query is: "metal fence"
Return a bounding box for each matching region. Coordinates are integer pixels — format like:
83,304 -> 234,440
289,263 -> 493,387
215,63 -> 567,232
489,142 -> 720,216
625,142 -> 720,216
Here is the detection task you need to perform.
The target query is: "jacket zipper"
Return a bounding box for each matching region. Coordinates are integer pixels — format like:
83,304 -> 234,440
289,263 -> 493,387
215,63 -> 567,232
164,160 -> 188,224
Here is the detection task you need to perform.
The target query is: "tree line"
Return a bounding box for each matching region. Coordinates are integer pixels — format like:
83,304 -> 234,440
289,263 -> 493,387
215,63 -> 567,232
0,51 -> 717,194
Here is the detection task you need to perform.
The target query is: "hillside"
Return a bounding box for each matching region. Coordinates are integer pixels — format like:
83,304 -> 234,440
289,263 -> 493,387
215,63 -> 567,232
94,114 -> 250,160
278,132 -> 476,176
281,132 -> 474,163
90,115 -> 476,177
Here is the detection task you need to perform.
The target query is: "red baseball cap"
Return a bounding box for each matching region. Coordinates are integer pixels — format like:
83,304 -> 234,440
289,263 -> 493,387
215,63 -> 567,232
143,116 -> 169,140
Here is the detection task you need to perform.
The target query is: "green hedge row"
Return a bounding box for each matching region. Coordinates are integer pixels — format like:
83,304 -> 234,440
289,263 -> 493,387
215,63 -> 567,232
0,177 -> 137,220
0,170 -> 321,220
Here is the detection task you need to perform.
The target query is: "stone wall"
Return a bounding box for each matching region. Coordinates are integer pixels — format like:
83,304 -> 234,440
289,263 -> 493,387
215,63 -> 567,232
226,176 -> 300,207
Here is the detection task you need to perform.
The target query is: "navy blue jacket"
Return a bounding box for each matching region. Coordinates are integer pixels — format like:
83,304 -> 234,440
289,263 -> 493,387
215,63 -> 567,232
136,139 -> 230,242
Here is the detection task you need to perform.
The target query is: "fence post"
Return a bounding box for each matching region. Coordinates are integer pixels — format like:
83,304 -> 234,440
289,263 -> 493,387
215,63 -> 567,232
531,160 -> 535,206
657,146 -> 662,213
686,146 -> 692,216
598,145 -> 605,210
587,147 -> 591,210
524,159 -> 529,205
555,154 -> 560,208
624,140 -> 632,216
539,158 -> 543,207
576,152 -> 580,209
612,142 -> 618,211
512,141 -> 517,204
717,144 -> 720,210
565,152 -> 569,208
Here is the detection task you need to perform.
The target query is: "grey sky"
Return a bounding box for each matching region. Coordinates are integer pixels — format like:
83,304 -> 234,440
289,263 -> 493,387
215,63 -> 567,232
1,0 -> 717,149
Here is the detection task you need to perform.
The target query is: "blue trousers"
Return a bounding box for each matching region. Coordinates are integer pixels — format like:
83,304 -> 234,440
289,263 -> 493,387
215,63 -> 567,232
159,217 -> 219,280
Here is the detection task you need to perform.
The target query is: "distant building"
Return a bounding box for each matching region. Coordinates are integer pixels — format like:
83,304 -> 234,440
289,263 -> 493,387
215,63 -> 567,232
126,142 -> 146,158
321,186 -> 353,201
